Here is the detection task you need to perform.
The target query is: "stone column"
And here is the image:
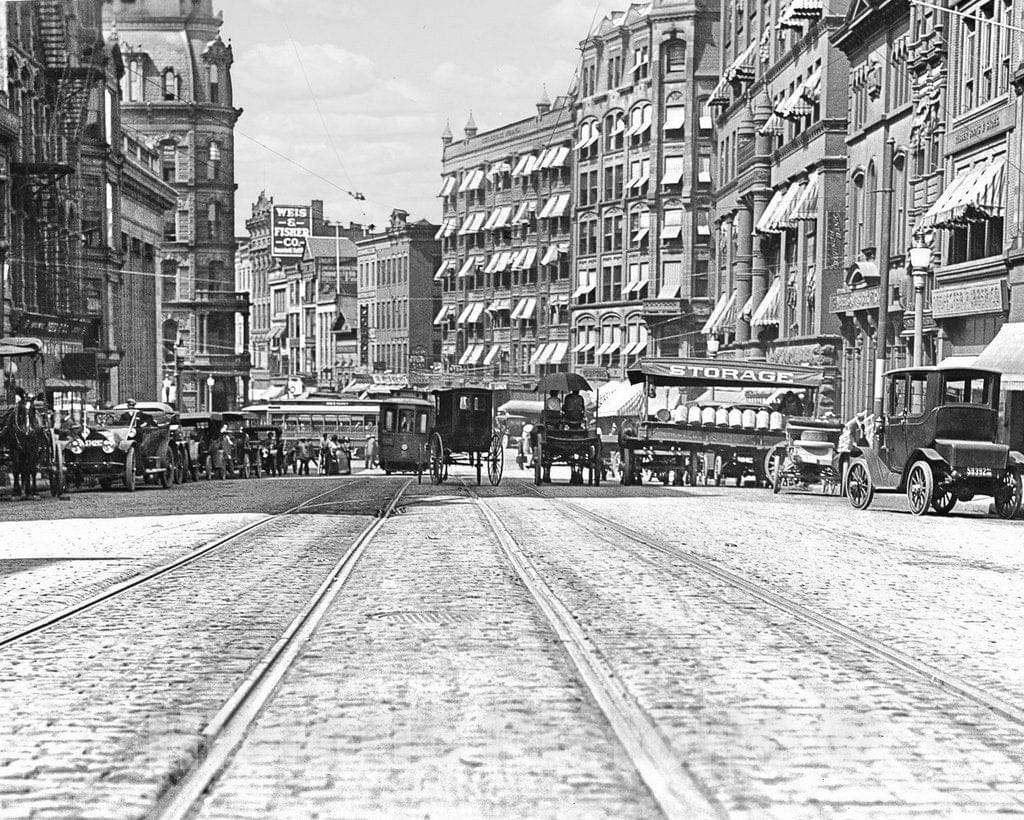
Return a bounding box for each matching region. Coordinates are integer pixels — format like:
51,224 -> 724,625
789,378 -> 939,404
734,204 -> 753,343
747,92 -> 775,360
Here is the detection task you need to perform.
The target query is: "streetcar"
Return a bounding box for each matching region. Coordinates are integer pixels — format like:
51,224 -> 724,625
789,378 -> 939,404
377,395 -> 435,481
241,397 -> 379,461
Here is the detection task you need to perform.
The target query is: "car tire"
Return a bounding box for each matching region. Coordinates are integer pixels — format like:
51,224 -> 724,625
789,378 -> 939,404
906,460 -> 933,516
847,461 -> 874,510
994,466 -> 1023,520
123,449 -> 137,493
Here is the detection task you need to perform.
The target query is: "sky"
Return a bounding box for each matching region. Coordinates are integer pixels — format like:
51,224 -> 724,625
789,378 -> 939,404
216,0 -> 615,235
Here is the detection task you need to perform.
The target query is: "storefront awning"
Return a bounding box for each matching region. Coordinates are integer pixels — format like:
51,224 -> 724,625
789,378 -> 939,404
598,382 -> 645,417
628,357 -> 825,388
751,277 -> 782,327
916,157 -> 1005,232
972,322 -> 1024,390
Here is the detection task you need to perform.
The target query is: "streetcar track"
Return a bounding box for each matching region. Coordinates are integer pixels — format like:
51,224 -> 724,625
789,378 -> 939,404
154,478 -> 412,820
0,477 -> 384,651
520,480 -> 1024,730
462,479 -> 724,820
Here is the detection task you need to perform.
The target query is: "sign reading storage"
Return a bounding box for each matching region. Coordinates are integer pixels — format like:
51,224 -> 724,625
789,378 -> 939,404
272,205 -> 312,258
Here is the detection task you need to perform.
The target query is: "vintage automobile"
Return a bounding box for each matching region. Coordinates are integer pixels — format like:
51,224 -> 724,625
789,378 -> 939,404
846,366 -> 1024,517
220,411 -> 255,478
65,402 -> 175,492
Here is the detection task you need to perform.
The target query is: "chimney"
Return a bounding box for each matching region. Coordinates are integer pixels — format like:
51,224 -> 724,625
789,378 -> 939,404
441,120 -> 453,147
537,85 -> 551,116
464,111 -> 478,139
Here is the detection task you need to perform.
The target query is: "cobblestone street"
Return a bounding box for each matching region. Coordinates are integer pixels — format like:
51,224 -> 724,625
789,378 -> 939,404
1,469 -> 1023,818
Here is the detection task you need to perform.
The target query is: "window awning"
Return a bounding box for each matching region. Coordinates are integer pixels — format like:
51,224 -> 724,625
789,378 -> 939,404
627,166 -> 650,190
574,123 -> 601,151
458,168 -> 485,193
510,297 -> 529,319
972,323 -> 1024,390
708,76 -> 730,107
751,277 -> 783,327
662,211 -> 683,240
530,344 -> 552,365
916,157 -> 1005,232
708,290 -> 738,334
511,155 -> 536,177
661,156 -> 685,186
442,219 -> 459,237
657,283 -> 680,299
573,338 -> 595,354
724,40 -> 758,83
739,292 -> 757,321
433,304 -> 455,325
434,219 -> 451,240
483,254 -> 501,274
485,205 -> 513,231
539,193 -> 571,219
464,302 -> 485,324
541,245 -> 560,265
546,341 -> 569,365
267,323 -> 287,340
458,212 -> 486,235
700,292 -> 730,334
455,303 -> 474,325
512,200 -> 537,224
518,297 -> 537,320
512,247 -> 537,270
438,176 -> 456,197
538,145 -> 570,169
483,344 -> 502,366
623,270 -> 650,295
663,106 -> 686,131
599,339 -> 622,356
486,298 -> 511,313
492,250 -> 513,272
461,344 -> 486,366
456,257 -> 481,278
778,0 -> 823,27
434,260 -> 454,281
573,281 -> 597,299
458,346 -> 475,366
625,109 -> 652,137
758,113 -> 784,136
792,171 -> 819,220
756,188 -> 788,233
488,161 -> 512,178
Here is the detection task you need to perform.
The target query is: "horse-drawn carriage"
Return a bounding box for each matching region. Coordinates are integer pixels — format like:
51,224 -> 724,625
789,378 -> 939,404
771,417 -> 845,494
530,373 -> 602,486
428,388 -> 503,486
1,337 -> 65,499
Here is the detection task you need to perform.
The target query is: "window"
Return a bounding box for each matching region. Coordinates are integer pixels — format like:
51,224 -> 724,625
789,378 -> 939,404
163,69 -> 179,101
207,140 -> 221,180
892,153 -> 907,257
908,374 -> 928,416
207,202 -> 221,240
606,54 -> 622,89
956,0 -> 1012,115
127,59 -> 142,102
578,218 -> 598,255
105,183 -> 115,248
209,63 -> 219,103
942,374 -> 992,405
103,87 -> 114,143
698,154 -> 712,185
603,214 -> 623,251
889,375 -> 908,415
161,143 -> 175,182
850,170 -> 864,256
665,41 -> 686,72
633,45 -> 650,80
864,161 -> 877,249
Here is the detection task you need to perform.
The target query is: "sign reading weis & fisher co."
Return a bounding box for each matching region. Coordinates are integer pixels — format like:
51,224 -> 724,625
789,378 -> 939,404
271,205 -> 312,258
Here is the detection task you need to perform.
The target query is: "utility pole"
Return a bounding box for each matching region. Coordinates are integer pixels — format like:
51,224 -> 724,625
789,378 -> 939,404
874,138 -> 895,416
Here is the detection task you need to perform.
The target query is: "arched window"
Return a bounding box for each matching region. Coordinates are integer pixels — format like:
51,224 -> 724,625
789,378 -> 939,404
208,63 -> 219,103
892,152 -> 908,255
864,161 -> 877,250
124,59 -> 143,102
207,201 -> 221,241
850,168 -> 864,257
207,140 -> 221,180
604,111 -> 624,151
163,69 -> 178,101
665,41 -> 686,73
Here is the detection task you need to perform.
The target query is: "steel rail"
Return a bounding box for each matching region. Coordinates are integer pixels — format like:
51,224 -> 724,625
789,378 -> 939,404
0,477 -> 377,651
525,482 -> 1024,729
463,480 -> 725,820
154,478 -> 412,820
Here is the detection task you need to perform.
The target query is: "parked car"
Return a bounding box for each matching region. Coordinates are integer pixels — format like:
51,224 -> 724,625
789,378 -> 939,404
220,411 -> 255,478
846,366 -> 1024,518
66,402 -> 175,492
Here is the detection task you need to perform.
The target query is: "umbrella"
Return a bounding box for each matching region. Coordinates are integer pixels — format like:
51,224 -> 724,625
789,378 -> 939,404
536,372 -> 592,393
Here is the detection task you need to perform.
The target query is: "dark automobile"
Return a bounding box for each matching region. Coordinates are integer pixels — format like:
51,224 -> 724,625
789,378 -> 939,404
846,366 -> 1024,517
220,411 -> 255,478
66,403 -> 175,492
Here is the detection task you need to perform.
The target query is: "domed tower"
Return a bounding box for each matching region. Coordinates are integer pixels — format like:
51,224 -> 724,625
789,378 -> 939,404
103,0 -> 246,411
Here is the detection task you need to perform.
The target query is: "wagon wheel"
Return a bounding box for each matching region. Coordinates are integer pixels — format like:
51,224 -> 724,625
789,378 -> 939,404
487,435 -> 504,486
772,452 -> 784,495
476,451 -> 482,486
847,461 -> 874,510
48,436 -> 65,498
429,432 -> 445,485
241,453 -> 252,479
533,441 -> 544,486
621,447 -> 634,486
123,448 -> 137,493
159,455 -> 172,489
591,443 -> 602,487
994,467 -> 1022,520
906,460 -> 933,516
714,454 -> 724,487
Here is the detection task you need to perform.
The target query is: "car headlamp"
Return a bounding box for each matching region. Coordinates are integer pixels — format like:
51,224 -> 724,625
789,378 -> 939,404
69,438 -> 84,455
101,440 -> 115,454
126,429 -> 136,439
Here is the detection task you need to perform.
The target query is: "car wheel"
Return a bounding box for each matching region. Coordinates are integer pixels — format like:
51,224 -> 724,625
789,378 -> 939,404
242,453 -> 251,479
847,461 -> 874,510
772,452 -> 784,495
931,483 -> 956,515
994,467 -> 1022,520
123,449 -> 137,493
99,478 -> 112,491
205,456 -> 213,480
906,460 -> 933,516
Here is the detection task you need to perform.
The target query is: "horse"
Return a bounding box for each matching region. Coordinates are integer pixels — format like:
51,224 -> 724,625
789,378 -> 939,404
0,396 -> 47,499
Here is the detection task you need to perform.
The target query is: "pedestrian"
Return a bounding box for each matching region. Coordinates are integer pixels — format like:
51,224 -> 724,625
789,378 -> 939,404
296,438 -> 310,476
338,437 -> 352,475
365,428 -> 378,470
274,434 -> 285,476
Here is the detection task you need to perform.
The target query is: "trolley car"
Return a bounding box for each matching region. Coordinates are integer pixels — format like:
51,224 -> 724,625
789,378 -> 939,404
428,388 -> 503,486
377,395 -> 435,482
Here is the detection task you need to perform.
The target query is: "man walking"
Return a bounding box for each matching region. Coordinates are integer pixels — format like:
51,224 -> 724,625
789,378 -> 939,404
295,438 -> 310,476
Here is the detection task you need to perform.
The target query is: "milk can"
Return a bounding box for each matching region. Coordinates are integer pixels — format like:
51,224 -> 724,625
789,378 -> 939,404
687,405 -> 702,426
755,408 -> 770,430
728,407 -> 743,428
715,406 -> 729,426
701,406 -> 716,427
742,408 -> 757,429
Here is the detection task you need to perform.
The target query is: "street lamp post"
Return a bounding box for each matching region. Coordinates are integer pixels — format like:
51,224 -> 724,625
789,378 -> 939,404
206,375 -> 215,413
908,243 -> 932,368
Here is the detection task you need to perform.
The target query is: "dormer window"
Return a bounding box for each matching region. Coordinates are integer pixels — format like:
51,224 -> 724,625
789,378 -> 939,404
209,64 -> 219,103
163,69 -> 179,101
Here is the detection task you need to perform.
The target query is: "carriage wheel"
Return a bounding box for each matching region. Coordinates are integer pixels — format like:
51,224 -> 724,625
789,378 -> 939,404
429,432 -> 445,485
906,460 -> 933,516
487,435 -> 504,486
772,452 -> 784,495
533,441 -> 543,486
123,448 -> 137,493
714,455 -> 724,487
48,439 -> 65,497
591,444 -> 602,487
159,454 -> 172,489
476,452 -> 482,486
846,461 -> 873,510
621,447 -> 634,486
994,467 -> 1022,520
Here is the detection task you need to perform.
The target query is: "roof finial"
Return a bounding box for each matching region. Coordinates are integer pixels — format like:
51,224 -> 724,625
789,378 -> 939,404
464,110 -> 478,138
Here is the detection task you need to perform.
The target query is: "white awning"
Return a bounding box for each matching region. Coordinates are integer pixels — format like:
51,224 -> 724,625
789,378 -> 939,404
792,172 -> 819,221
724,40 -> 758,83
434,219 -> 450,240
434,260 -> 454,281
663,106 -> 686,131
512,200 -> 537,224
518,297 -> 537,320
486,298 -> 512,313
599,339 -> 621,356
458,212 -> 486,235
739,293 -> 756,320
755,188 -> 788,233
751,277 -> 783,327
438,176 -> 456,197
546,342 -> 568,365
465,302 -> 485,324
463,344 -> 486,366
511,155 -> 535,177
572,338 -> 595,354
510,297 -> 529,319
539,192 -> 571,219
488,161 -> 512,178
455,303 -> 475,325
661,156 -> 685,186
486,205 -> 513,230
512,246 -> 537,270
764,183 -> 806,232
433,304 -> 455,325
483,254 -> 500,274
493,251 -> 513,272
483,344 -> 502,366
458,168 -> 485,193
456,257 -> 481,278
574,123 -> 601,151
625,109 -> 652,137
708,289 -> 738,334
458,345 -> 475,365
973,322 -> 1024,390
916,157 -> 1005,232
700,292 -> 729,334
627,166 -> 650,190
758,113 -> 784,136
541,245 -> 560,265
662,210 -> 683,240
530,343 -> 552,365
573,282 -> 597,299
657,283 -> 680,299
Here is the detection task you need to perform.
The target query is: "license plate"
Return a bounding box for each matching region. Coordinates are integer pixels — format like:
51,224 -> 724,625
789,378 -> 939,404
964,467 -> 992,477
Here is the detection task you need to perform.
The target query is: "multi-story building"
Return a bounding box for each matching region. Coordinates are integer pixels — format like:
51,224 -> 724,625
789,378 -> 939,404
438,100 -> 574,387
3,1 -> 99,395
119,128 -> 176,402
234,236 -> 251,360
572,0 -> 718,376
357,209 -> 440,381
105,0 -> 247,412
707,0 -> 849,405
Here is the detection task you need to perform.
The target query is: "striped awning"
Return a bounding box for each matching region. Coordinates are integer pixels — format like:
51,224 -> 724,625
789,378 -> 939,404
512,200 -> 537,224
751,277 -> 783,327
791,172 -> 819,220
434,260 -> 454,281
758,113 -> 784,136
433,304 -> 455,326
780,68 -> 821,118
778,0 -> 823,27
758,183 -> 805,233
916,157 -> 1005,232
725,40 -> 758,83
708,290 -> 738,335
437,176 -> 456,197
708,76 -> 730,107
739,292 -> 756,321
755,187 -> 789,234
700,292 -> 730,335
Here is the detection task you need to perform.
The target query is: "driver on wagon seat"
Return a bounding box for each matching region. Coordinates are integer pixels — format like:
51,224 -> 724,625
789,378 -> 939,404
562,389 -> 585,428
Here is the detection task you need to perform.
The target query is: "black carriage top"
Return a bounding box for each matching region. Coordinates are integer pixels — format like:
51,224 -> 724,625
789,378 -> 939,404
433,388 -> 495,453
